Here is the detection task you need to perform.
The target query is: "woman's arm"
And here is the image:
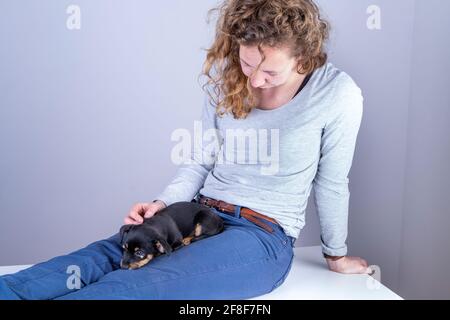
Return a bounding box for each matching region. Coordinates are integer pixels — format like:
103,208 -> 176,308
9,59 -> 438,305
312,73 -> 370,274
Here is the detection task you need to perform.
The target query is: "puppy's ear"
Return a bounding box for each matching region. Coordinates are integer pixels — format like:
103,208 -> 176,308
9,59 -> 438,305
119,224 -> 133,245
154,239 -> 173,255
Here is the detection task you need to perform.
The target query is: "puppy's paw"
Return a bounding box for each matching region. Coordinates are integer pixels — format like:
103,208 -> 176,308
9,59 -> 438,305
182,236 -> 194,246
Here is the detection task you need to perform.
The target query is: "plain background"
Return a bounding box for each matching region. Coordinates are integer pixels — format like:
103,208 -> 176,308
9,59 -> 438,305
0,0 -> 449,299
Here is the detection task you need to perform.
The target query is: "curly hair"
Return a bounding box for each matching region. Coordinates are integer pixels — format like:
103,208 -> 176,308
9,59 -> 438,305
199,0 -> 330,119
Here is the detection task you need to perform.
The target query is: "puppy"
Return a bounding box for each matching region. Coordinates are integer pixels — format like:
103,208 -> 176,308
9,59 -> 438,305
119,201 -> 224,269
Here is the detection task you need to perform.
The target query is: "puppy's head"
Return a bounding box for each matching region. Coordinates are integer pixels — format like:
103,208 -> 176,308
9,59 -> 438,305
119,224 -> 172,270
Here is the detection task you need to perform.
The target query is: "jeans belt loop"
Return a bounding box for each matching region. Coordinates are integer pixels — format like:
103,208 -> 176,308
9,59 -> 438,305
234,205 -> 241,218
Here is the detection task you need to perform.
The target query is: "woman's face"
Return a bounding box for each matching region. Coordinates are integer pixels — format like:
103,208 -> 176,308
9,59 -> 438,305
239,44 -> 300,90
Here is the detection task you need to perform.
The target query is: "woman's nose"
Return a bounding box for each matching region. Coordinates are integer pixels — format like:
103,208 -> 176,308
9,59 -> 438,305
250,71 -> 266,88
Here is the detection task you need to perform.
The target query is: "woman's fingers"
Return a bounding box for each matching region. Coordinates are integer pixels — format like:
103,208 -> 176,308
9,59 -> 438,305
124,203 -> 150,225
124,217 -> 139,225
143,202 -> 165,218
130,210 -> 143,223
144,208 -> 157,218
360,258 -> 368,268
357,259 -> 373,274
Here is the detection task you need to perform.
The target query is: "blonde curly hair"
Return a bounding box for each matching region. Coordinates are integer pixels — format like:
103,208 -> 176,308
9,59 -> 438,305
199,0 -> 330,119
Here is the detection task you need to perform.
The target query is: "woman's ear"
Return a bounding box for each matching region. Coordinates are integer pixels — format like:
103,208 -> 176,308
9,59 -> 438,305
295,56 -> 305,74
154,239 -> 173,255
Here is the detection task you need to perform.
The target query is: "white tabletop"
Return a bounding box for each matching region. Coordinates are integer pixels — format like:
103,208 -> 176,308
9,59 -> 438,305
0,246 -> 402,300
254,246 -> 402,300
0,264 -> 33,276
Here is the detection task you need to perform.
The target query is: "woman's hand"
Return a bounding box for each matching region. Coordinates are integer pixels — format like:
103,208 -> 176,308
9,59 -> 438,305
325,256 -> 373,274
123,200 -> 167,225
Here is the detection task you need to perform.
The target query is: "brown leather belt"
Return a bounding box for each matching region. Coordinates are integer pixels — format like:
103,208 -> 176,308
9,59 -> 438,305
198,195 -> 278,233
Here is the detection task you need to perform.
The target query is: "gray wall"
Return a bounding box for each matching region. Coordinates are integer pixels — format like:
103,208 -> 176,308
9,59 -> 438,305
0,0 -> 449,299
0,0 -> 214,264
398,0 -> 450,299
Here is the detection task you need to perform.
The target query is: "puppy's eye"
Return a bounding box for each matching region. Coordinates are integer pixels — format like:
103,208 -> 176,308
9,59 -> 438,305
134,249 -> 146,259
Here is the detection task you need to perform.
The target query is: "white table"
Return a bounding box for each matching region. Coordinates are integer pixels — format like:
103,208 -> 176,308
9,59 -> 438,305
254,246 -> 402,300
0,246 -> 402,300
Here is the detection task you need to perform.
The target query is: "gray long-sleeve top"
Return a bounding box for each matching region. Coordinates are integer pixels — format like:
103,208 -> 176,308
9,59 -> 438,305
154,62 -> 364,256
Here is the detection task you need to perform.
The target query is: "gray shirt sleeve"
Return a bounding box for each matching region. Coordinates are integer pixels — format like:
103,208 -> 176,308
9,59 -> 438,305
153,95 -> 222,206
312,74 -> 364,257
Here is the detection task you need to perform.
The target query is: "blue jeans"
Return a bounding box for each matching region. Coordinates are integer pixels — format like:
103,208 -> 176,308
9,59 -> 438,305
0,207 -> 295,300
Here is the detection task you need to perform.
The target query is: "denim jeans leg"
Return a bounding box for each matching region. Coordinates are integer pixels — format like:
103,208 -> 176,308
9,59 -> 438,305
0,208 -> 294,300
0,234 -> 122,300
57,210 -> 294,300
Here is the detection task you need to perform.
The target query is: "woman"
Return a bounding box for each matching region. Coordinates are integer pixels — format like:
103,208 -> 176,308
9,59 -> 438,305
0,0 -> 370,300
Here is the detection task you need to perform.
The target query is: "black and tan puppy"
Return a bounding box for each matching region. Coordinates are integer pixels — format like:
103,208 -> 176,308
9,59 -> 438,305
119,201 -> 224,269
